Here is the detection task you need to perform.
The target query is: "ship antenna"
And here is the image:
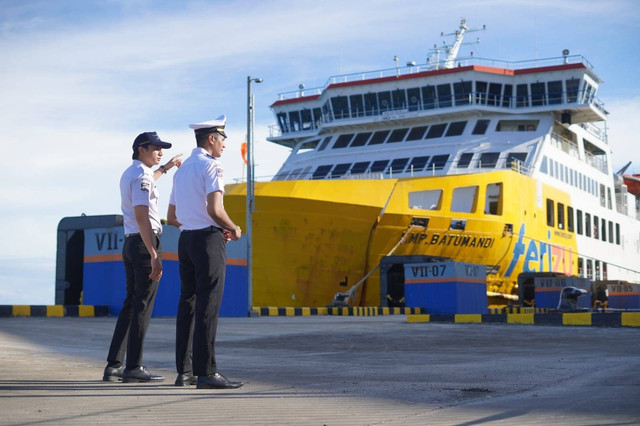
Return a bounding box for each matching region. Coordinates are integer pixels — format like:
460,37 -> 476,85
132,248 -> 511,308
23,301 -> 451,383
429,18 -> 485,69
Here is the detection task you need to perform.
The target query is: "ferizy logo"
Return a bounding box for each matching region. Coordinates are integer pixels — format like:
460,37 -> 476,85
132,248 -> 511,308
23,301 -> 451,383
505,224 -> 573,277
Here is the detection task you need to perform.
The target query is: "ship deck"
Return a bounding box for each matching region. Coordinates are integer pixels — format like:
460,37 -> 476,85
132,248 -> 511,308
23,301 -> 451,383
1,316 -> 638,425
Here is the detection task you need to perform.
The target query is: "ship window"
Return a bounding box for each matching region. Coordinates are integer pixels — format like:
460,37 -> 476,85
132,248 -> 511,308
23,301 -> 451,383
506,152 -> 528,169
593,215 -> 599,239
566,78 -> 580,103
472,119 -> 490,135
288,111 -> 301,132
568,206 -> 575,232
516,84 -> 529,107
485,183 -> 502,215
427,154 -> 450,171
300,109 -> 313,130
531,82 -> 546,106
351,161 -> 370,174
364,92 -> 378,116
378,91 -> 392,112
451,185 -> 478,213
406,156 -> 430,172
288,168 -> 302,180
312,108 -> 321,128
608,221 -> 613,243
616,223 -> 620,244
332,134 -> 355,149
576,209 -> 583,234
425,123 -> 447,139
601,218 -> 607,242
488,83 -> 502,106
479,152 -> 500,168
557,203 -> 565,229
475,81 -> 488,104
331,163 -> 351,178
387,128 -> 409,143
457,153 -> 474,168
301,166 -> 312,179
546,199 -> 555,226
406,126 -> 428,141
350,132 -> 372,147
445,121 -> 467,136
540,156 -> 548,174
350,94 -> 365,118
585,213 -> 591,237
275,170 -> 289,181
453,81 -> 472,106
389,158 -> 409,174
322,101 -> 332,121
368,130 -> 390,145
392,89 -> 406,110
502,84 -> 513,107
496,120 -> 539,131
331,96 -> 350,119
277,112 -> 288,133
422,85 -> 436,109
312,165 -> 333,180
548,81 -> 563,105
370,160 -> 389,173
407,87 -> 421,111
599,183 -> 606,207
437,84 -> 452,108
586,259 -> 593,280
318,136 -> 332,151
297,140 -> 319,152
578,257 -> 584,276
409,189 -> 442,210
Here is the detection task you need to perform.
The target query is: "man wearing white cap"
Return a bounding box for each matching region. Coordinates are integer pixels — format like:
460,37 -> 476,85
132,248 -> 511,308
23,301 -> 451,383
167,115 -> 244,389
103,131 -> 182,383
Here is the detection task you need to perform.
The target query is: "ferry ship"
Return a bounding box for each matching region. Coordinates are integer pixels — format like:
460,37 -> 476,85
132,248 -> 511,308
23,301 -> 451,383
224,19 -> 640,308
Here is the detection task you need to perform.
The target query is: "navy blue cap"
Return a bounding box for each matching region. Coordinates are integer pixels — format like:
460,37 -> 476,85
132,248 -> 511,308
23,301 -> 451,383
132,131 -> 172,159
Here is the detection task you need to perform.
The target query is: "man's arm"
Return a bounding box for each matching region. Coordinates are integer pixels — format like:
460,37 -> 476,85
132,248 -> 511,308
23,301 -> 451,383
153,154 -> 183,181
206,191 -> 241,240
166,203 -> 181,228
133,205 -> 162,280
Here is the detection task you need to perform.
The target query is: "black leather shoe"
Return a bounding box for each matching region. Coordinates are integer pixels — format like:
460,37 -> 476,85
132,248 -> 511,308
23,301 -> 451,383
196,372 -> 243,389
102,364 -> 124,382
122,366 -> 165,383
175,373 -> 197,386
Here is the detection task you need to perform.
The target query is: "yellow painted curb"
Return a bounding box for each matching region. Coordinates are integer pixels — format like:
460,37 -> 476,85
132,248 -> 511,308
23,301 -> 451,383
622,312 -> 640,327
507,313 -> 534,324
563,313 -> 592,326
407,314 -> 430,323
12,305 -> 30,316
455,314 -> 482,323
46,305 -> 64,317
78,305 -> 94,317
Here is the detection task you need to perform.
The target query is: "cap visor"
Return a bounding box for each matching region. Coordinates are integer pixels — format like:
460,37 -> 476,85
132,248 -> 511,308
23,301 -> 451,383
150,141 -> 172,149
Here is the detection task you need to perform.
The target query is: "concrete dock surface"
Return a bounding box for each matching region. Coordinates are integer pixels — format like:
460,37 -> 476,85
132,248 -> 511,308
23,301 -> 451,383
0,315 -> 638,425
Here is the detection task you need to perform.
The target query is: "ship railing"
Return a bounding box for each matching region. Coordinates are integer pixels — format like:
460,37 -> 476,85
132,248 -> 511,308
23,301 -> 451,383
550,132 -> 580,157
275,55 -> 593,102
579,122 -> 607,143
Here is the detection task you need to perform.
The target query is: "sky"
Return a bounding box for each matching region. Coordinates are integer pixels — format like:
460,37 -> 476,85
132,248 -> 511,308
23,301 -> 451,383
0,0 -> 639,305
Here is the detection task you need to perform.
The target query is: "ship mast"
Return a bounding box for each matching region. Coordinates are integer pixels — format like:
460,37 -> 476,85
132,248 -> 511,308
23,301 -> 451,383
430,18 -> 485,69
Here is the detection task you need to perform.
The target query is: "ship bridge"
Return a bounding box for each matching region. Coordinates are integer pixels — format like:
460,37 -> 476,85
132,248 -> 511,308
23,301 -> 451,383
268,55 -> 606,149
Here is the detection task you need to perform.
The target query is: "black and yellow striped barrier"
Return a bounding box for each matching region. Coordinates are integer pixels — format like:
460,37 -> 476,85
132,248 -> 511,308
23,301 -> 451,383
252,306 -> 424,317
0,305 -> 109,317
407,312 -> 640,327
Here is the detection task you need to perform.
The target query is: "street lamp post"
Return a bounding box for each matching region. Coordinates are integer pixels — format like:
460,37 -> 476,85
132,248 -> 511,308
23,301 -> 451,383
246,75 -> 262,317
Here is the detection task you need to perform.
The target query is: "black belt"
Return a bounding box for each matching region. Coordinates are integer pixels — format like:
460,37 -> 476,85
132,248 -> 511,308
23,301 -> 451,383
182,226 -> 223,233
125,230 -> 160,238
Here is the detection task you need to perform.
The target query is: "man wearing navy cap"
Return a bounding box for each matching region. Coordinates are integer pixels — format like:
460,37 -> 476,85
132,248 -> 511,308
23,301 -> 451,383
102,131 -> 182,383
167,115 -> 244,389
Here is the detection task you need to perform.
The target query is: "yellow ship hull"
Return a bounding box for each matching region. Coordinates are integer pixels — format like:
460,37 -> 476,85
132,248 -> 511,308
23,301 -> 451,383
225,170 -> 577,307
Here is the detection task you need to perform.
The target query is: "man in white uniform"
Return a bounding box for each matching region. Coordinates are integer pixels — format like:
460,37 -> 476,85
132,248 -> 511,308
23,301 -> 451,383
167,115 -> 243,389
103,131 -> 181,383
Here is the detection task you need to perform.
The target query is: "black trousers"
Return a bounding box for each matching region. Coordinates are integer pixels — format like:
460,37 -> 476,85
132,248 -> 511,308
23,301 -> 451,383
106,234 -> 161,368
175,227 -> 226,377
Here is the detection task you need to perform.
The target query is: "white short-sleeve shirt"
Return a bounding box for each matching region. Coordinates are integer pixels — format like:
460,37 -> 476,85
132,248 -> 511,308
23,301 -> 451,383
120,160 -> 162,235
169,147 -> 225,230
